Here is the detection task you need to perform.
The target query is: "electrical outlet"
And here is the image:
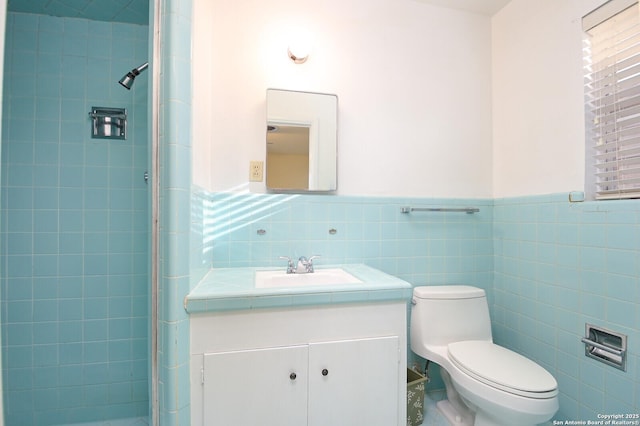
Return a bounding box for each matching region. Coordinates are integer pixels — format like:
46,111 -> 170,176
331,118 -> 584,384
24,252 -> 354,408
249,161 -> 264,182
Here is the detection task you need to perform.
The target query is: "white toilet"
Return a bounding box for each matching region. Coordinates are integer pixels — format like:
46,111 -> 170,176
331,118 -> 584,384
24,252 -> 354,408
410,285 -> 558,426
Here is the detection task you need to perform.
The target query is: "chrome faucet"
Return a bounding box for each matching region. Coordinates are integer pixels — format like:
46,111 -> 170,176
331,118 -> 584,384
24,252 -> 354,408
297,255 -> 320,273
280,255 -> 320,273
279,256 -> 296,274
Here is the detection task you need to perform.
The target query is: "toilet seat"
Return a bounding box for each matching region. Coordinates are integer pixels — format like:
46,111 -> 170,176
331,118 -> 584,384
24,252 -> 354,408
448,341 -> 558,399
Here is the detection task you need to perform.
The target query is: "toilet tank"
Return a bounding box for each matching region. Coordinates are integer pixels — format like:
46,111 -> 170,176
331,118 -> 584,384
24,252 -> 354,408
410,285 -> 492,349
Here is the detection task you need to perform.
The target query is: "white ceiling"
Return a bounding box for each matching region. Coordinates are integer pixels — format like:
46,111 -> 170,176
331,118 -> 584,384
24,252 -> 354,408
414,0 -> 511,16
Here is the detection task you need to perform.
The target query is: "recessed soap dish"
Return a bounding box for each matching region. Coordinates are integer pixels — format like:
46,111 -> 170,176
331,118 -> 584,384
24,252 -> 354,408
581,324 -> 627,371
89,107 -> 127,140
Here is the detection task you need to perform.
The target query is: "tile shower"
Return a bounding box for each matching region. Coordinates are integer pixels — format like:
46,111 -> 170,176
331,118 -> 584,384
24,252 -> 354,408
1,12 -> 149,425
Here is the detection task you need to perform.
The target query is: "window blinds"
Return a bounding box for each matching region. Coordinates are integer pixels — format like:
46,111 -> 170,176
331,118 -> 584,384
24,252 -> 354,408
584,1 -> 640,199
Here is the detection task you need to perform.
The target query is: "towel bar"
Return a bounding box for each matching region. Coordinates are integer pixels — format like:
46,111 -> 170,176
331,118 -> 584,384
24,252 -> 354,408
400,207 -> 480,214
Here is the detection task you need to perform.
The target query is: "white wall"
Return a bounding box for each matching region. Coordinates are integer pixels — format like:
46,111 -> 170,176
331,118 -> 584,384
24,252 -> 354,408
491,0 -> 604,198
192,0 -> 494,198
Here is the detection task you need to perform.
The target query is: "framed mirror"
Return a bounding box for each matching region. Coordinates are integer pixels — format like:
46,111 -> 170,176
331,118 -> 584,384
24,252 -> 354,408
266,89 -> 338,192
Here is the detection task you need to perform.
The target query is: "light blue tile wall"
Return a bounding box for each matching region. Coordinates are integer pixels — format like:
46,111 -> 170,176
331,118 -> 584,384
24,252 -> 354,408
1,12 -> 149,425
493,194 -> 640,422
200,191 -> 494,288
158,0 -> 193,424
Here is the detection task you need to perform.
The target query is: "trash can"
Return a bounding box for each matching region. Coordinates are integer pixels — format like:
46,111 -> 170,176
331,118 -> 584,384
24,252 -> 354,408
407,368 -> 428,426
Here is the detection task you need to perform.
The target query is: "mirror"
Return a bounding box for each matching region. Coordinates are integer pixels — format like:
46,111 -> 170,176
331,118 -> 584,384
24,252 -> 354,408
266,89 -> 338,192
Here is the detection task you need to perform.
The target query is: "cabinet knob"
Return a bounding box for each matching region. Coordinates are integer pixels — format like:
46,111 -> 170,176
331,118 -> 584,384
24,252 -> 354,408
290,372 -> 297,380
322,369 -> 329,376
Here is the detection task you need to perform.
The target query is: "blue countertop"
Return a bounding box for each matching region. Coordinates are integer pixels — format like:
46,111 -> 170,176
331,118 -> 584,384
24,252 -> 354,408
184,264 -> 413,313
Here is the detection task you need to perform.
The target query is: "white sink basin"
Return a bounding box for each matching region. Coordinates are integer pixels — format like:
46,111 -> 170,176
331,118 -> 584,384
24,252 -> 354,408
255,268 -> 362,288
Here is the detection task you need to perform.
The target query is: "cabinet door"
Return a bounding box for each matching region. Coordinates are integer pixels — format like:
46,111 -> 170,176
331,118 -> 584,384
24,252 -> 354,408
308,336 -> 400,426
203,345 -> 308,426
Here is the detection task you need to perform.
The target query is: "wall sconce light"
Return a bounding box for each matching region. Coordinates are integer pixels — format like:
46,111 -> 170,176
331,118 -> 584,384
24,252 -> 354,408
288,44 -> 310,64
287,34 -> 311,64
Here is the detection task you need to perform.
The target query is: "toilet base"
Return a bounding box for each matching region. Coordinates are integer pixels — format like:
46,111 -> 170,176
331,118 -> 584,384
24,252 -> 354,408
438,398 -> 544,426
438,366 -> 548,426
438,368 -> 475,426
437,400 -> 474,426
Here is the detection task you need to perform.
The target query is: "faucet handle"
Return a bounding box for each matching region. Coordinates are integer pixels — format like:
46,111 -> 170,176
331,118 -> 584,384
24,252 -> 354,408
306,255 -> 321,272
279,256 -> 295,273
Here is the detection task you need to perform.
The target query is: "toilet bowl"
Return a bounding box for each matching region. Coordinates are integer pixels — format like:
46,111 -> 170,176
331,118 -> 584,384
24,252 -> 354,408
410,285 -> 558,426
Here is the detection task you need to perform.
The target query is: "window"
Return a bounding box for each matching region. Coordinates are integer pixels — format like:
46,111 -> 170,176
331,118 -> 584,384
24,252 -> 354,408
584,0 -> 640,199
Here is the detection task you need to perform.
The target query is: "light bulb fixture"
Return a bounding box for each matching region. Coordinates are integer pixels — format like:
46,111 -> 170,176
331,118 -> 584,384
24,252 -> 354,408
288,45 -> 309,64
287,32 -> 312,64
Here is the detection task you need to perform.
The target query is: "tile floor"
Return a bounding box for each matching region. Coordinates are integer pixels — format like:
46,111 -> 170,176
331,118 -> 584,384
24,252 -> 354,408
420,390 -> 450,426
61,393 -> 446,426
58,391 -> 550,426
63,418 -> 148,426
418,390 -> 554,426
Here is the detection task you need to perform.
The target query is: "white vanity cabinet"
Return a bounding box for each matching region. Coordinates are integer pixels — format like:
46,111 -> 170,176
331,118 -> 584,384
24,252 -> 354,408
190,302 -> 407,426
202,336 -> 399,426
307,336 -> 400,426
203,345 -> 309,425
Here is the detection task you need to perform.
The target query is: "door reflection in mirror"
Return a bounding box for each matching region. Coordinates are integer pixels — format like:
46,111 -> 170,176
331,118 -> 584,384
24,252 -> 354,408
267,124 -> 310,190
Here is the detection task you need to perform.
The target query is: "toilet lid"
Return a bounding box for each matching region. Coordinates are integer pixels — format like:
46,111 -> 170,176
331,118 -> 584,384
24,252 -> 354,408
448,341 -> 557,398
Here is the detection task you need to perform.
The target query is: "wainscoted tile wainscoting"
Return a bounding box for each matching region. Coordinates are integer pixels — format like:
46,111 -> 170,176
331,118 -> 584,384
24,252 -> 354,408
190,189 -> 639,424
493,194 -> 639,421
190,189 -> 494,287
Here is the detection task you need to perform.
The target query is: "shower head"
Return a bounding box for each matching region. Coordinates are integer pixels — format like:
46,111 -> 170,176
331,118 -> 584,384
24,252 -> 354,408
119,62 -> 149,90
